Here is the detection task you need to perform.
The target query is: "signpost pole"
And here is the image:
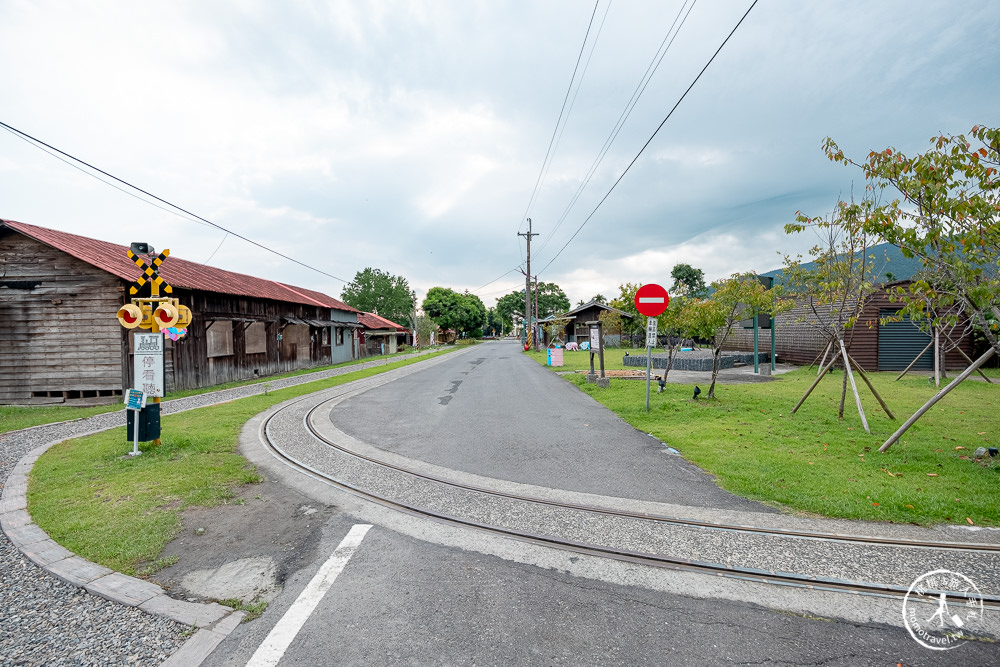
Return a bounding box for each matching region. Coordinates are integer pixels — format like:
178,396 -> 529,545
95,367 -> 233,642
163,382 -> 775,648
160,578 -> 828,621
634,284 -> 670,412
646,340 -> 652,412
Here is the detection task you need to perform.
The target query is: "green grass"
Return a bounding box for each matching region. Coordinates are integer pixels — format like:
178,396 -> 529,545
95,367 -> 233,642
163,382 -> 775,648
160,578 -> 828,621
551,360 -> 1000,526
0,348 -> 438,435
26,350 -> 452,575
523,347 -> 638,372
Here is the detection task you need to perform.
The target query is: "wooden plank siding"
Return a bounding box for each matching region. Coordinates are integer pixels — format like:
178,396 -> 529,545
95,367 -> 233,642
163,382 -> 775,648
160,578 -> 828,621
2,229 -> 355,404
1,232 -> 125,403
724,287 -> 974,371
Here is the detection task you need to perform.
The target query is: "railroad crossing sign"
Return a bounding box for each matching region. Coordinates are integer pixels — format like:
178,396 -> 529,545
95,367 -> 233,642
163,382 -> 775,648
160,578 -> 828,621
634,283 -> 669,317
127,248 -> 173,295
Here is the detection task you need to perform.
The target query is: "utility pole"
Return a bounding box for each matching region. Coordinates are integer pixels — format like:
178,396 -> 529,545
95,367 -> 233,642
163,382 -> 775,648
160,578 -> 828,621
534,275 -> 540,350
517,218 -> 538,348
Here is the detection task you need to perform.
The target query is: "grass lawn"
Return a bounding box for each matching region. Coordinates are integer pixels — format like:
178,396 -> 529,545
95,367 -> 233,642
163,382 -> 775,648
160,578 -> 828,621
0,348 -> 440,435
537,353 -> 1000,526
26,351 -> 452,575
522,346 -> 642,372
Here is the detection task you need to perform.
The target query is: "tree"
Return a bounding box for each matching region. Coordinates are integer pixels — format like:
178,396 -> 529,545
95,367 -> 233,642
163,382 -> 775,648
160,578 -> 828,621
422,287 -> 486,339
669,264 -> 708,298
609,282 -> 643,345
819,126 -> 1000,450
690,273 -> 786,399
495,291 -> 525,332
534,282 -> 571,319
784,198 -> 892,432
484,308 -> 503,337
495,282 -> 570,330
341,268 -> 415,325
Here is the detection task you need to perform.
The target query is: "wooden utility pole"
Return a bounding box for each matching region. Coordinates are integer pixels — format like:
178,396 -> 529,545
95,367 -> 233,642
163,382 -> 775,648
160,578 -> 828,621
533,275 -> 540,350
517,219 -> 538,347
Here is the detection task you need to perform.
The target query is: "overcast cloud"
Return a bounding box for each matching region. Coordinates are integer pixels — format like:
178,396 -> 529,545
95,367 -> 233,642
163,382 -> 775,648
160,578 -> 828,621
2,1 -> 998,310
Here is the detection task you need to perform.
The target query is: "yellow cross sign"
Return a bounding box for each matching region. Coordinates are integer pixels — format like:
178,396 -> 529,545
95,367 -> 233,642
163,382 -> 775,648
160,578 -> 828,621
127,248 -> 173,295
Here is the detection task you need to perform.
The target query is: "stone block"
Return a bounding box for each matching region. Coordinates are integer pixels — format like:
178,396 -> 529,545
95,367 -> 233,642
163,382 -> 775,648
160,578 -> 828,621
86,571 -> 163,606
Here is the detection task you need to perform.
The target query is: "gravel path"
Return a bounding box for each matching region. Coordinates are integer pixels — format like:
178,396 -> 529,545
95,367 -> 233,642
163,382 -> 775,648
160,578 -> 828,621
0,350 -> 441,666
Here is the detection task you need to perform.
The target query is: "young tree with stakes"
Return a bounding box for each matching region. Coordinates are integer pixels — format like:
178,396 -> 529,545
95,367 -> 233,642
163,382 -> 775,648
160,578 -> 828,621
820,126 -> 1000,451
783,200 -> 896,433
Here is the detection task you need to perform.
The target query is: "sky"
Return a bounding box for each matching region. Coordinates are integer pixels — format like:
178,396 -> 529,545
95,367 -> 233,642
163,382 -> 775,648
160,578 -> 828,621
2,1 -> 998,311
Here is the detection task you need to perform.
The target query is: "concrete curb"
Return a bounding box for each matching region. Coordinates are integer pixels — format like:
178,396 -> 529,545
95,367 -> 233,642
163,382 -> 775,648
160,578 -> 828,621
0,441 -> 246,666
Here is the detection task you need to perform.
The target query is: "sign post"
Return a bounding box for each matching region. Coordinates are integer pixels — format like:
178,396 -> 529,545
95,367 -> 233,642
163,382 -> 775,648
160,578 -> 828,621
634,284 -> 670,412
124,388 -> 147,456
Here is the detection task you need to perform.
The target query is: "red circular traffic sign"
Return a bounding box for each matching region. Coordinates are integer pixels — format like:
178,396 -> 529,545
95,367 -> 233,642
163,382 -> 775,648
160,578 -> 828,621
634,283 -> 670,317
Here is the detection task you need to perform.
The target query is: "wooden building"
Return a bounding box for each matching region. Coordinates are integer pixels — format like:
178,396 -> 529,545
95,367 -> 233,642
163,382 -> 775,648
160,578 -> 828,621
544,300 -> 633,347
0,219 -> 360,405
357,312 -> 408,356
723,243 -> 976,372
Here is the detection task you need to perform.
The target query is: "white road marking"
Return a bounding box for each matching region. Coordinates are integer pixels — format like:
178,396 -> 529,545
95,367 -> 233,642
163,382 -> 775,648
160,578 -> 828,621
246,524 -> 372,667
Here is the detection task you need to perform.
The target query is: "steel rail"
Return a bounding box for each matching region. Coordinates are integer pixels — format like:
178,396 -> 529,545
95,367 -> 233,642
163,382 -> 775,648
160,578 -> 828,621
257,398 -> 1000,608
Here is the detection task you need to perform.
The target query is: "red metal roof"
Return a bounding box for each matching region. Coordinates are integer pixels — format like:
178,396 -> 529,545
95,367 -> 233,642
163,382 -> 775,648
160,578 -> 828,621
358,312 -> 408,331
1,219 -> 358,312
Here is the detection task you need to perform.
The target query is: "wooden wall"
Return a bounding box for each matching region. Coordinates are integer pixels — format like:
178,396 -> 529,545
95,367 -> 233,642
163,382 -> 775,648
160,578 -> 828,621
725,290 -> 974,372
2,230 -> 357,404
0,231 -> 125,404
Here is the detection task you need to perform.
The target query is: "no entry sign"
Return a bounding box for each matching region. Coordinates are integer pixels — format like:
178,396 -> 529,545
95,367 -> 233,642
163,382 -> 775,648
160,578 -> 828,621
634,283 -> 669,317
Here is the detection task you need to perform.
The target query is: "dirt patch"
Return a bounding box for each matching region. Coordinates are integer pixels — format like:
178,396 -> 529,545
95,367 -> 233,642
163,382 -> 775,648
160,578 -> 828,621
149,478 -> 337,604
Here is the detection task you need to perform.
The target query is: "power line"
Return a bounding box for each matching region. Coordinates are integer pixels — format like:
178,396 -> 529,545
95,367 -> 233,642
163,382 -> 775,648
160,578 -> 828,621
536,0 -> 758,277
535,0 -> 697,258
0,122 -> 208,229
0,120 -> 351,283
470,265 -> 522,295
517,0 -> 602,229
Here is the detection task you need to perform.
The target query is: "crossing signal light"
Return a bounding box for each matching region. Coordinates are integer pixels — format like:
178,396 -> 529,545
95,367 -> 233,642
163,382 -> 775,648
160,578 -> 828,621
152,302 -> 180,329
117,304 -> 144,329
176,304 -> 193,328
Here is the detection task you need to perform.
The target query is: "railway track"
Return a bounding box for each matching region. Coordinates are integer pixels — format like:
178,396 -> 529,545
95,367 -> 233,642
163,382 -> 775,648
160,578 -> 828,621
256,369 -> 1000,610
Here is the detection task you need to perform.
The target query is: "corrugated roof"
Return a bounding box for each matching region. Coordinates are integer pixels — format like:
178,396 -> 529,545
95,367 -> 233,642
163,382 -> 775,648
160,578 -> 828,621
1,218 -> 358,312
358,312 -> 407,331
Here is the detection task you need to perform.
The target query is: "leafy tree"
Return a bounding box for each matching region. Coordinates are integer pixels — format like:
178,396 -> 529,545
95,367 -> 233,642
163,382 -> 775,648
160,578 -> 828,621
461,291 -> 487,337
422,287 -> 486,339
609,282 -> 643,344
415,314 -> 435,346
669,264 -> 708,298
597,309 -> 624,343
496,290 -> 526,331
534,282 -> 571,319
824,126 -> 1000,359
819,125 -> 1000,450
495,282 -> 570,330
690,273 -> 787,399
785,198 -> 887,430
341,268 -> 415,324
484,308 -> 503,337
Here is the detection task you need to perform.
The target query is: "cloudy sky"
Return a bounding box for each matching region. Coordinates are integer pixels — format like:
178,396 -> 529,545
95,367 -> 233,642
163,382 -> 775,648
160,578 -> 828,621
2,1 -> 998,310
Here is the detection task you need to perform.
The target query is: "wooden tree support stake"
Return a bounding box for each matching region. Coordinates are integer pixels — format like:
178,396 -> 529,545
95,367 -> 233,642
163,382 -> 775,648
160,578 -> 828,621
839,338 -> 870,434
792,353 -> 837,414
942,332 -> 994,384
816,340 -> 833,376
894,340 -> 934,381
846,352 -> 895,420
879,347 -> 997,453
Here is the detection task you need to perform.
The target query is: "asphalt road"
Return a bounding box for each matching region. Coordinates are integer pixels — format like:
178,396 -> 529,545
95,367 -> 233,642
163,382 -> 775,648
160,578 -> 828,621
328,339 -> 772,511
208,341 -> 996,666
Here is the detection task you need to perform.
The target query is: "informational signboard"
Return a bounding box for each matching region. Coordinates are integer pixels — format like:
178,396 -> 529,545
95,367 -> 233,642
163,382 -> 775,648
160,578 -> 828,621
589,326 -> 601,352
125,388 -> 146,411
635,284 -> 670,317
646,317 -> 659,348
133,332 -> 164,398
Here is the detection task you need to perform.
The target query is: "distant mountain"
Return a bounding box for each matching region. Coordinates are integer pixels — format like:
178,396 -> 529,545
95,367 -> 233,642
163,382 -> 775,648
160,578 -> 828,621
760,242 -> 924,285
